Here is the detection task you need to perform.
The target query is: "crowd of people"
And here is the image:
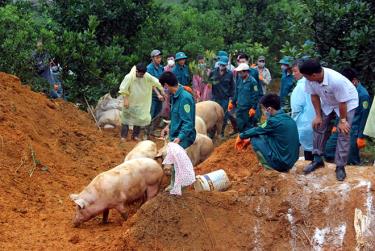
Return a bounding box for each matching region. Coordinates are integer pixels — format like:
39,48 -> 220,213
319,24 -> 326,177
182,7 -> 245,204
33,43 -> 373,182
117,49 -> 374,182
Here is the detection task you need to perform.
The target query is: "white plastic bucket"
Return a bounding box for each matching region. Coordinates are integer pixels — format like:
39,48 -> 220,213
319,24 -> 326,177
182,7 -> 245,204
194,169 -> 231,192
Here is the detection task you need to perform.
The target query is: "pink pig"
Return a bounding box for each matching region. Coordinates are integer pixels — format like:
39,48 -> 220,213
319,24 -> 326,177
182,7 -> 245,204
69,158 -> 163,227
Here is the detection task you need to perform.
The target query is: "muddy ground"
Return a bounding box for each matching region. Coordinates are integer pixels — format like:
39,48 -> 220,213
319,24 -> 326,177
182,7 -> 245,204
0,72 -> 374,250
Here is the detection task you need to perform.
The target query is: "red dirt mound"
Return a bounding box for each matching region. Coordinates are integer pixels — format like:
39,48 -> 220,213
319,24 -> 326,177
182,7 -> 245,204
0,72 -> 163,250
195,138 -> 260,180
116,162 -> 375,250
1,72 -> 375,250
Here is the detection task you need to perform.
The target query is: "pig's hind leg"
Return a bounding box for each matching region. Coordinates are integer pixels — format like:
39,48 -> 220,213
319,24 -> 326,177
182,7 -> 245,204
115,203 -> 128,220
146,184 -> 159,200
102,208 -> 109,224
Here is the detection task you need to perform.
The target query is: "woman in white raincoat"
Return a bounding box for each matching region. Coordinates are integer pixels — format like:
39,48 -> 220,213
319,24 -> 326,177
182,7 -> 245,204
119,63 -> 165,141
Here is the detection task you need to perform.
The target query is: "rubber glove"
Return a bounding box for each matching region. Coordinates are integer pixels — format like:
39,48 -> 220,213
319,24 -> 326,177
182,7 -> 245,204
357,138 -> 366,149
235,136 -> 243,151
235,136 -> 250,151
242,139 -> 250,150
248,108 -> 256,118
228,101 -> 234,111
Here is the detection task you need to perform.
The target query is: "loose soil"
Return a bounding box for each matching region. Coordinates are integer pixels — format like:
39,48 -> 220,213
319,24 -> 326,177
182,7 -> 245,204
1,72 -> 374,250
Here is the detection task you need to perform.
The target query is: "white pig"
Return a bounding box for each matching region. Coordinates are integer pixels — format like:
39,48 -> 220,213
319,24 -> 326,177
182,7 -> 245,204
69,158 -> 163,227
157,133 -> 214,167
124,140 -> 157,162
196,101 -> 224,138
186,133 -> 214,166
195,116 -> 207,135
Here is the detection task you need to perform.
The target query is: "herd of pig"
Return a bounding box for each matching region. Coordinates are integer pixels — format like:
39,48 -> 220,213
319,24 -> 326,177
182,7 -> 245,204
71,98 -> 225,227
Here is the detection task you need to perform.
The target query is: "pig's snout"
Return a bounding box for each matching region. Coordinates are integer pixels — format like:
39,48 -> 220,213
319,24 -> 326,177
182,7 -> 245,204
72,215 -> 82,228
72,221 -> 81,228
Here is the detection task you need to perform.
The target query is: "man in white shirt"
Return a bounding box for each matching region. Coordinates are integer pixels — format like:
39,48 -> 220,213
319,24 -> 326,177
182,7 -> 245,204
300,59 -> 358,181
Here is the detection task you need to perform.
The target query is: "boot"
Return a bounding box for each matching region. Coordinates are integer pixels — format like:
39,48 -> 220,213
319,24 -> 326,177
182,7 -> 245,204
120,124 -> 129,141
335,166 -> 346,181
228,114 -> 238,135
132,126 -> 141,141
303,159 -> 324,174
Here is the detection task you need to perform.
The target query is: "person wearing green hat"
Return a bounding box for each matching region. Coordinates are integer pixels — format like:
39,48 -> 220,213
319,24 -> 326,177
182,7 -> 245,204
215,51 -> 235,71
279,56 -> 295,109
172,52 -> 191,86
217,51 -> 228,57
209,55 -> 236,137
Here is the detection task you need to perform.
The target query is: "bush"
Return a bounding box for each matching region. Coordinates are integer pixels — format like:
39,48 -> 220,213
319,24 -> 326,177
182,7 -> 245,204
309,0 -> 375,95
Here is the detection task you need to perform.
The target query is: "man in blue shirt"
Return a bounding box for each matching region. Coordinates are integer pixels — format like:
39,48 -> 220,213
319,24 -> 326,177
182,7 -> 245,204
159,71 -> 196,149
231,63 -> 262,133
236,53 -> 263,96
209,56 -> 236,137
325,68 -> 370,165
235,93 -> 299,172
172,52 -> 191,86
279,56 -> 295,109
147,49 -> 165,137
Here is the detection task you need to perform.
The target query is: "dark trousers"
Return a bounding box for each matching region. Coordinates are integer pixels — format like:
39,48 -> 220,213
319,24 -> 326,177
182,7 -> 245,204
121,124 -> 141,139
325,130 -> 360,165
212,97 -> 237,136
251,135 -> 290,172
313,110 -> 355,167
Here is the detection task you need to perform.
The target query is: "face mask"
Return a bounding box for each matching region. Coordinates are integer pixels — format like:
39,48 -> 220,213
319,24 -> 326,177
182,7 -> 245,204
281,65 -> 288,71
258,62 -> 265,67
51,66 -> 59,72
198,63 -> 206,69
167,59 -> 175,66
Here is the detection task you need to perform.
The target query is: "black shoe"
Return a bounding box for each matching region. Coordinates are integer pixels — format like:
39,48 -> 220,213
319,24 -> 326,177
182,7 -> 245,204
303,160 -> 324,174
335,166 -> 346,181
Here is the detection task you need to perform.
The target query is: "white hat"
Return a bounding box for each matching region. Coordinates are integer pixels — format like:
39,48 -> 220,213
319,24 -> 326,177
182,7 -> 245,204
150,49 -> 162,57
235,63 -> 250,72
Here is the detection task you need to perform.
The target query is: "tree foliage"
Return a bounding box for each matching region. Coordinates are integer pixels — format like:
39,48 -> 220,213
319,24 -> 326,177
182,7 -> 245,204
0,0 -> 374,104
308,0 -> 375,94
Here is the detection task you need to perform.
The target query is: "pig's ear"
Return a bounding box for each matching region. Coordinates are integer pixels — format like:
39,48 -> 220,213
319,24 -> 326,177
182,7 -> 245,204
69,194 -> 87,209
155,149 -> 163,158
69,194 -> 79,201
